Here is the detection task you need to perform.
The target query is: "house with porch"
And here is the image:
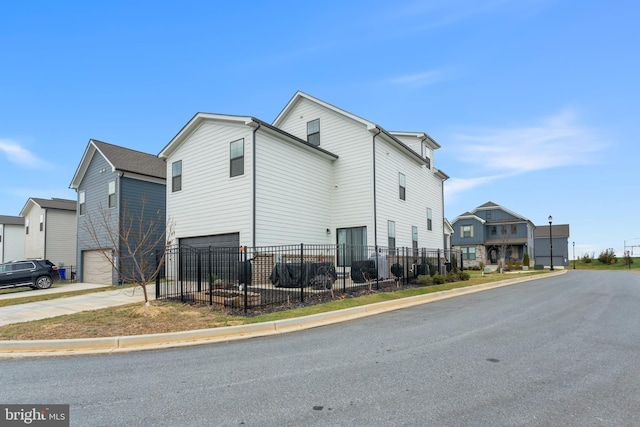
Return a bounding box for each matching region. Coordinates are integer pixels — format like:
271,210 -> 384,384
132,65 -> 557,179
451,202 -> 535,269
69,139 -> 166,285
158,91 -> 449,261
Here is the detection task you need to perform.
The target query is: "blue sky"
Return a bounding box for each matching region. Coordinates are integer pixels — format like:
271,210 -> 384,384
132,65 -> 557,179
1,0 -> 638,258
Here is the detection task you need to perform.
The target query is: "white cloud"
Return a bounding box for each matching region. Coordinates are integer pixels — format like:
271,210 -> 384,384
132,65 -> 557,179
453,109 -> 604,173
390,70 -> 444,88
0,139 -> 50,169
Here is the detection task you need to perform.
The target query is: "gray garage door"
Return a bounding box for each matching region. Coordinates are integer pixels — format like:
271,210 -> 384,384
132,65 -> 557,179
179,233 -> 240,248
179,233 -> 241,283
83,249 -> 113,285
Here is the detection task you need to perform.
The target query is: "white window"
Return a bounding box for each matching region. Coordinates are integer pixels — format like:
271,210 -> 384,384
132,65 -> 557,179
399,173 -> 406,200
230,139 -> 244,177
462,225 -> 473,238
25,218 -> 29,235
307,119 -> 320,146
388,220 -> 396,252
39,214 -> 44,232
172,161 -> 182,192
108,180 -> 116,208
79,191 -> 86,215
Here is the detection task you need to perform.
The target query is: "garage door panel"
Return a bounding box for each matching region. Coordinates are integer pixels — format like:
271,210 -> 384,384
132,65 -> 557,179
83,250 -> 113,285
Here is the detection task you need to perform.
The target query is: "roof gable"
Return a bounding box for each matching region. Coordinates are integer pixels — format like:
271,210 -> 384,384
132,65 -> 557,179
158,113 -> 338,161
70,139 -> 166,189
20,198 -> 76,216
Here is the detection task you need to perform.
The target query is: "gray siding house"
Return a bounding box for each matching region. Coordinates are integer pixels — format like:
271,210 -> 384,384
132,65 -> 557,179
0,215 -> 25,263
451,202 -> 535,269
70,139 -> 166,285
534,224 -> 570,268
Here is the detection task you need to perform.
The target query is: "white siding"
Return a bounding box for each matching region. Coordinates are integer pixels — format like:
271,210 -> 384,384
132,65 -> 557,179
277,98 -> 376,244
374,136 -> 443,250
23,206 -> 44,260
45,209 -> 77,267
0,224 -> 24,262
254,129 -> 334,245
166,121 -> 254,245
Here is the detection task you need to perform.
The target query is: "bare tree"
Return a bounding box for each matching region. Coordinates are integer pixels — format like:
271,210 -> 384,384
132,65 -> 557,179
80,196 -> 173,305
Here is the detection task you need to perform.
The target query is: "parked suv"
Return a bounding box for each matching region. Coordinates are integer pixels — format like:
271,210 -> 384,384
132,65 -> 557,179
0,260 -> 60,290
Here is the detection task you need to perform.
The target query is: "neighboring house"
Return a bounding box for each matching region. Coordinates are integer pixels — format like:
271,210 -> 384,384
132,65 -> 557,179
443,218 -> 454,255
158,91 -> 448,255
534,224 -> 570,268
0,215 -> 25,263
69,139 -> 166,285
19,198 -> 77,268
451,202 -> 536,269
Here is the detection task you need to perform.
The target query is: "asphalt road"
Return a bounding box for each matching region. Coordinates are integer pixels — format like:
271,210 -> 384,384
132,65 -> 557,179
2,271 -> 639,426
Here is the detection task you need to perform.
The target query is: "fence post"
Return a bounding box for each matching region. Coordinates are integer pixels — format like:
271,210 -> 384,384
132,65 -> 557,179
243,246 -> 248,315
438,249 -> 441,275
155,249 -> 160,299
300,243 -> 304,303
197,249 -> 202,293
208,247 -> 213,306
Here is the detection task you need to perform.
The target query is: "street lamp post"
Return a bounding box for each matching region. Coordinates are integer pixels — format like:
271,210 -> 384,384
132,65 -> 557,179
573,241 -> 575,269
548,215 -> 554,271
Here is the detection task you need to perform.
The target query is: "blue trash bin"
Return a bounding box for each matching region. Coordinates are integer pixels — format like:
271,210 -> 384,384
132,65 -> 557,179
59,268 -> 66,280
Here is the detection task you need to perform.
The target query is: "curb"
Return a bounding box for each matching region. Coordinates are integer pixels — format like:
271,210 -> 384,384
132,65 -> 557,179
0,271 -> 566,358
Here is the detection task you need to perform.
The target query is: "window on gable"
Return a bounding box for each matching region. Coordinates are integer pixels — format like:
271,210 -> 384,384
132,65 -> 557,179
172,161 -> 182,192
230,139 -> 244,177
486,211 -> 492,219
399,173 -> 406,201
462,225 -> 473,238
388,220 -> 396,253
79,191 -> 86,215
39,214 -> 44,232
108,180 -> 116,208
307,119 -> 320,146
427,208 -> 433,231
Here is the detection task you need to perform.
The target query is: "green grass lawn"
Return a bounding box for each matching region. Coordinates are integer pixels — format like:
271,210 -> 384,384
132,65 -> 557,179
567,256 -> 639,271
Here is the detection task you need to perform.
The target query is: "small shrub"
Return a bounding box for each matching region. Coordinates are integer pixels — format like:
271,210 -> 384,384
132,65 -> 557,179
417,274 -> 433,286
458,271 -> 470,281
451,254 -> 459,273
427,261 -> 436,277
522,253 -> 530,268
582,253 -> 592,264
598,249 -> 617,265
445,272 -> 458,283
432,274 -> 446,285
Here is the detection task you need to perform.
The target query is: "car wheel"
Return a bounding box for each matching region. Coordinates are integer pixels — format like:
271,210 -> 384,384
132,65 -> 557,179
35,276 -> 52,289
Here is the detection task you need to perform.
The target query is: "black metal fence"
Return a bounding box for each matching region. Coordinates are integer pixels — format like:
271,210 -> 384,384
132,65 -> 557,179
156,244 -> 462,314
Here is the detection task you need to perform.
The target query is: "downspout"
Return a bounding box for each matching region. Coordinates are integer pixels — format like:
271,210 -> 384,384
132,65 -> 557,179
43,209 -> 47,260
372,127 -> 382,250
252,122 -> 261,248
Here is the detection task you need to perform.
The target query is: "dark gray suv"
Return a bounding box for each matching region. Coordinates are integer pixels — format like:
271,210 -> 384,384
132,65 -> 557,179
0,260 -> 61,290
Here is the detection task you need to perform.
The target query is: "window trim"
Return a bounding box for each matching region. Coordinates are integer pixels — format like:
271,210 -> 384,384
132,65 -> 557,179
307,119 -> 320,146
388,220 -> 396,252
79,191 -> 86,216
230,138 -> 245,177
462,225 -> 473,238
108,180 -> 116,209
399,173 -> 406,201
172,160 -> 182,192
39,214 -> 44,232
427,208 -> 433,231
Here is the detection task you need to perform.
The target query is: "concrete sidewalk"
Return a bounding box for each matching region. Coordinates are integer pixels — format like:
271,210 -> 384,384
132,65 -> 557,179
0,283 -> 154,326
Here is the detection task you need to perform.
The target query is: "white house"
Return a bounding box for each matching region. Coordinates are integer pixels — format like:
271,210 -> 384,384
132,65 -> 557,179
158,91 -> 448,252
0,215 -> 25,263
19,198 -> 77,268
